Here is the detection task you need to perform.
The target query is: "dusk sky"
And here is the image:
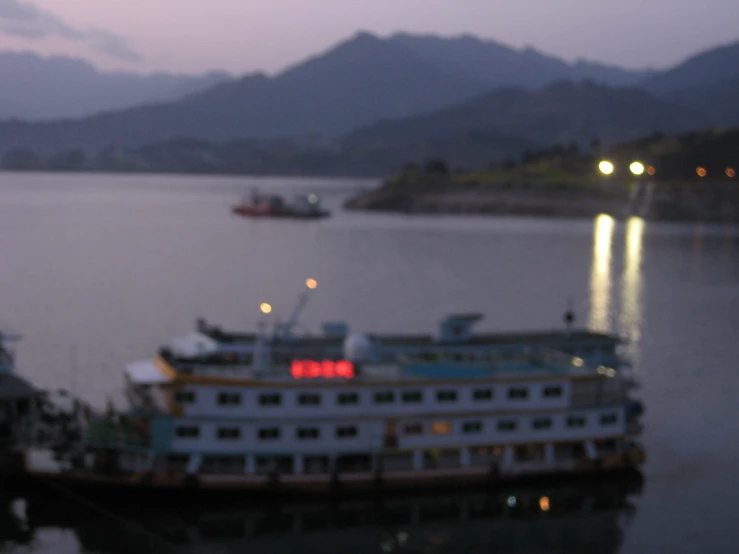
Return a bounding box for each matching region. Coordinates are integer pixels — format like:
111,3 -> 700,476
1,0 -> 738,75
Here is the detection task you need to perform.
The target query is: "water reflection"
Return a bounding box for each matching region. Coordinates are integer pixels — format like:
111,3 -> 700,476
589,214 -> 615,332
4,475 -> 643,554
619,217 -> 646,367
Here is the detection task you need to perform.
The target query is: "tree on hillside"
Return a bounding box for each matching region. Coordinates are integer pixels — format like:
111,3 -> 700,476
424,158 -> 449,175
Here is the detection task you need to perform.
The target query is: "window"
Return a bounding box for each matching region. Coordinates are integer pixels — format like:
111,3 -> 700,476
298,393 -> 321,406
259,393 -> 281,406
543,386 -> 563,398
462,421 -> 483,434
403,422 -> 423,436
175,426 -> 199,439
498,419 -> 517,432
174,391 -> 195,404
436,390 -> 457,403
508,387 -> 529,400
567,415 -> 586,428
217,427 -> 241,440
600,413 -> 618,426
258,427 -> 280,440
217,392 -> 241,406
374,391 -> 395,404
402,390 -> 423,404
336,425 -> 358,438
297,427 -> 320,440
532,417 -> 552,430
473,388 -> 493,401
431,421 -> 451,435
338,392 -> 359,405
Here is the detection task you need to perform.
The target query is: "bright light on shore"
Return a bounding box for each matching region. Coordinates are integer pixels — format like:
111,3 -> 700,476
306,278 -> 318,289
629,162 -> 645,176
598,160 -> 614,175
260,302 -> 272,314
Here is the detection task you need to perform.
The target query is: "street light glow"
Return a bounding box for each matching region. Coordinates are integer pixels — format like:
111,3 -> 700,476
726,168 -> 736,178
629,162 -> 645,176
646,166 -> 656,176
697,167 -> 707,177
260,302 -> 272,314
598,160 -> 614,175
306,278 -> 318,289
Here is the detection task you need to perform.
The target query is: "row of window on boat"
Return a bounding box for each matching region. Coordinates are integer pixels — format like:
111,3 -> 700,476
173,413 -> 620,442
174,385 -> 566,407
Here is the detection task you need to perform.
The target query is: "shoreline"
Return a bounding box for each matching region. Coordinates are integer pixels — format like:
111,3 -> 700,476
343,177 -> 739,223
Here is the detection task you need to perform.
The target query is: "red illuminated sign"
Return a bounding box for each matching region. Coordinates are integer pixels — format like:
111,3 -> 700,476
290,359 -> 355,379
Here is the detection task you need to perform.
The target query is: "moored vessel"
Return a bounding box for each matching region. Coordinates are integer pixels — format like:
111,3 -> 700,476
23,282 -> 645,496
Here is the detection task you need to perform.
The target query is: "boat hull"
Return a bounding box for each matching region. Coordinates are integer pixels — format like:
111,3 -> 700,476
24,455 -> 644,504
231,206 -> 331,219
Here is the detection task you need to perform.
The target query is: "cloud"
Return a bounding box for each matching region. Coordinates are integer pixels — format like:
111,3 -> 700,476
0,0 -> 140,61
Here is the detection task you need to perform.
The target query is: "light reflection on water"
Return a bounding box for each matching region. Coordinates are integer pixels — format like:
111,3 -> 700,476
619,217 -> 645,368
589,214 -> 615,333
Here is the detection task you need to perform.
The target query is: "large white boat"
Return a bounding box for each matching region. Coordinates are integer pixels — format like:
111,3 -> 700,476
24,283 -> 645,496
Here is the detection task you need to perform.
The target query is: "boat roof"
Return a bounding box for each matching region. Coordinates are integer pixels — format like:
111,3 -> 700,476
154,350 -> 615,386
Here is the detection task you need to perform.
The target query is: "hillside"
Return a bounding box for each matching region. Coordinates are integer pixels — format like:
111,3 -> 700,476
343,127 -> 739,221
0,51 -> 230,120
342,81 -> 707,164
0,82 -> 716,178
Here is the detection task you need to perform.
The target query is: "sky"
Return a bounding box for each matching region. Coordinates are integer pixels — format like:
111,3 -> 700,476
0,0 -> 738,76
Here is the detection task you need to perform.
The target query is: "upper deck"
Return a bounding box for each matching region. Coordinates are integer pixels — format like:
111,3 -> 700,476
127,348 -> 616,389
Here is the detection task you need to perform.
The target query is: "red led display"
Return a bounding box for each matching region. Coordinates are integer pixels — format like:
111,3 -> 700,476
290,359 -> 355,379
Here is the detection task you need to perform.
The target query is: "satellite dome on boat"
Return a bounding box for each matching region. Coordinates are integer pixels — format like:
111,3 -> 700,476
343,333 -> 374,362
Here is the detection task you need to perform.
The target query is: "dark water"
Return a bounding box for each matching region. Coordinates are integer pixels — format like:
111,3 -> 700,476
1,171 -> 738,553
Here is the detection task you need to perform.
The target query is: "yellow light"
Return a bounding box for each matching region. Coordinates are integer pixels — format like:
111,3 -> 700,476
572,357 -> 584,367
539,496 -> 550,511
646,166 -> 656,176
629,162 -> 645,176
306,278 -> 318,289
726,168 -> 736,178
259,302 -> 272,314
598,160 -> 614,175
431,421 -> 451,435
697,167 -> 707,177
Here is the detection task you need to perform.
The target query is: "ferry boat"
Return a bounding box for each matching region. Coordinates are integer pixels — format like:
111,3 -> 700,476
232,190 -> 330,219
23,283 -> 645,496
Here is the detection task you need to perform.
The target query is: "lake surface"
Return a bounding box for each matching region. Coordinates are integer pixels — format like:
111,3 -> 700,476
1,171 -> 738,553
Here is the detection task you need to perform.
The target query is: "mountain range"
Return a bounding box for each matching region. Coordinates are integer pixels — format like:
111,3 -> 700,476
1,32 -> 739,175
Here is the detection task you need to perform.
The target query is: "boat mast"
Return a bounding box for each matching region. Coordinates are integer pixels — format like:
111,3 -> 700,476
277,278 -> 318,340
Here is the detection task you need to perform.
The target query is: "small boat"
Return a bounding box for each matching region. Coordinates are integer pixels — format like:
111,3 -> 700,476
22,282 -> 645,498
232,190 -> 330,219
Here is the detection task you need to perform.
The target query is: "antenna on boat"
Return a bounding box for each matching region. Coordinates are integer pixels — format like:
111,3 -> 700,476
279,278 -> 318,340
563,297 -> 575,333
254,302 -> 273,374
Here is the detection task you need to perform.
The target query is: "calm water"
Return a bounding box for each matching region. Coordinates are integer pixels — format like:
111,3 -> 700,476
1,172 -> 738,553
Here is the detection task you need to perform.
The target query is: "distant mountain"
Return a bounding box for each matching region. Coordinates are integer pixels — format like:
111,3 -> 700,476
0,31 -> 655,153
342,81 -> 708,169
641,40 -> 739,94
0,51 -> 232,120
389,33 -> 652,89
